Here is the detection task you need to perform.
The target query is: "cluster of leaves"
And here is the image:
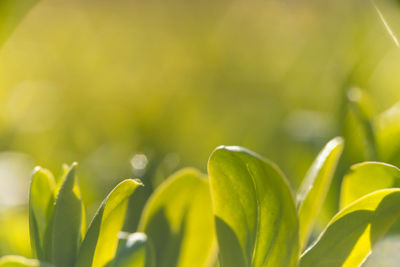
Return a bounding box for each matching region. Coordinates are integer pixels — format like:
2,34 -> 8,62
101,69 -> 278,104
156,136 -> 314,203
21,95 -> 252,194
6,163 -> 146,267
3,1 -> 400,267
0,163 -> 215,267
2,135 -> 400,267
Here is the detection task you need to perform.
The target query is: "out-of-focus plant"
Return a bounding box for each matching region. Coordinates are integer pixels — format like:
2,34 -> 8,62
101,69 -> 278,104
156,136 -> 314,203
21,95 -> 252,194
0,0 -> 39,47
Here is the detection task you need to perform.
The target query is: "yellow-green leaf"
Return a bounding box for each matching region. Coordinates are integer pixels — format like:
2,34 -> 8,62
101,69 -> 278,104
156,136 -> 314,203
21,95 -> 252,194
297,137 -> 344,250
208,146 -> 298,267
347,88 -> 378,160
29,167 -> 56,259
300,189 -> 400,267
46,163 -> 82,267
138,168 -> 216,267
375,102 -> 400,163
54,163 -> 87,239
76,179 -> 142,267
0,255 -> 54,267
340,162 -> 400,209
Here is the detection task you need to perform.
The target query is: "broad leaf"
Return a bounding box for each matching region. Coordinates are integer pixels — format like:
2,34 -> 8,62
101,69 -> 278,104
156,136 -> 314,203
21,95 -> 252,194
0,0 -> 39,47
76,179 -> 142,267
340,162 -> 400,208
29,167 -> 56,259
297,137 -> 344,250
138,168 -> 216,267
113,232 -> 154,267
300,189 -> 400,267
46,163 -> 82,267
0,255 -> 54,267
208,146 -> 298,267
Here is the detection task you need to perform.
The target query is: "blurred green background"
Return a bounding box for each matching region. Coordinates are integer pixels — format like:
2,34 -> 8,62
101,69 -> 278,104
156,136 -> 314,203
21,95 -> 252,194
1,0 -> 400,258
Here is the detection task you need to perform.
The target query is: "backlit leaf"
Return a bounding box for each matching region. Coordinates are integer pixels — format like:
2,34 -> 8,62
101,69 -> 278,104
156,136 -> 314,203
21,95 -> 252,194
46,163 -> 82,267
340,162 -> 400,208
0,255 -> 54,267
208,146 -> 298,267
29,167 -> 55,259
300,189 -> 400,267
297,137 -> 344,250
138,168 -> 216,267
76,179 -> 142,267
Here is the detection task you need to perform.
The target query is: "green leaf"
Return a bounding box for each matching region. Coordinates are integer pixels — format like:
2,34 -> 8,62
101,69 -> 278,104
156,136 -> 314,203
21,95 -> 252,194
45,163 -> 82,267
55,163 -> 87,239
208,146 -> 298,267
76,179 -> 143,267
375,102 -> 400,163
138,168 -> 216,267
300,189 -> 400,267
29,167 -> 56,259
113,232 -> 154,267
0,0 -> 39,47
340,162 -> 400,208
297,137 -> 344,250
347,88 -> 378,160
0,255 -> 54,267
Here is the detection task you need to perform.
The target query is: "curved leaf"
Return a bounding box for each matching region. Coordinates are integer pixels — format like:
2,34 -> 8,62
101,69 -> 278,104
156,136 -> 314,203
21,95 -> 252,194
208,146 -> 298,267
138,168 -> 216,267
300,189 -> 400,267
113,232 -> 154,267
46,163 -> 82,267
0,255 -> 54,267
29,167 -> 55,259
340,162 -> 400,208
297,137 -> 344,250
76,179 -> 143,267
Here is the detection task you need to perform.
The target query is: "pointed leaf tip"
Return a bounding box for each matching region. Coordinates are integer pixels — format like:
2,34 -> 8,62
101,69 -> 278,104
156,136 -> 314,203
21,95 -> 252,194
297,137 -> 344,250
